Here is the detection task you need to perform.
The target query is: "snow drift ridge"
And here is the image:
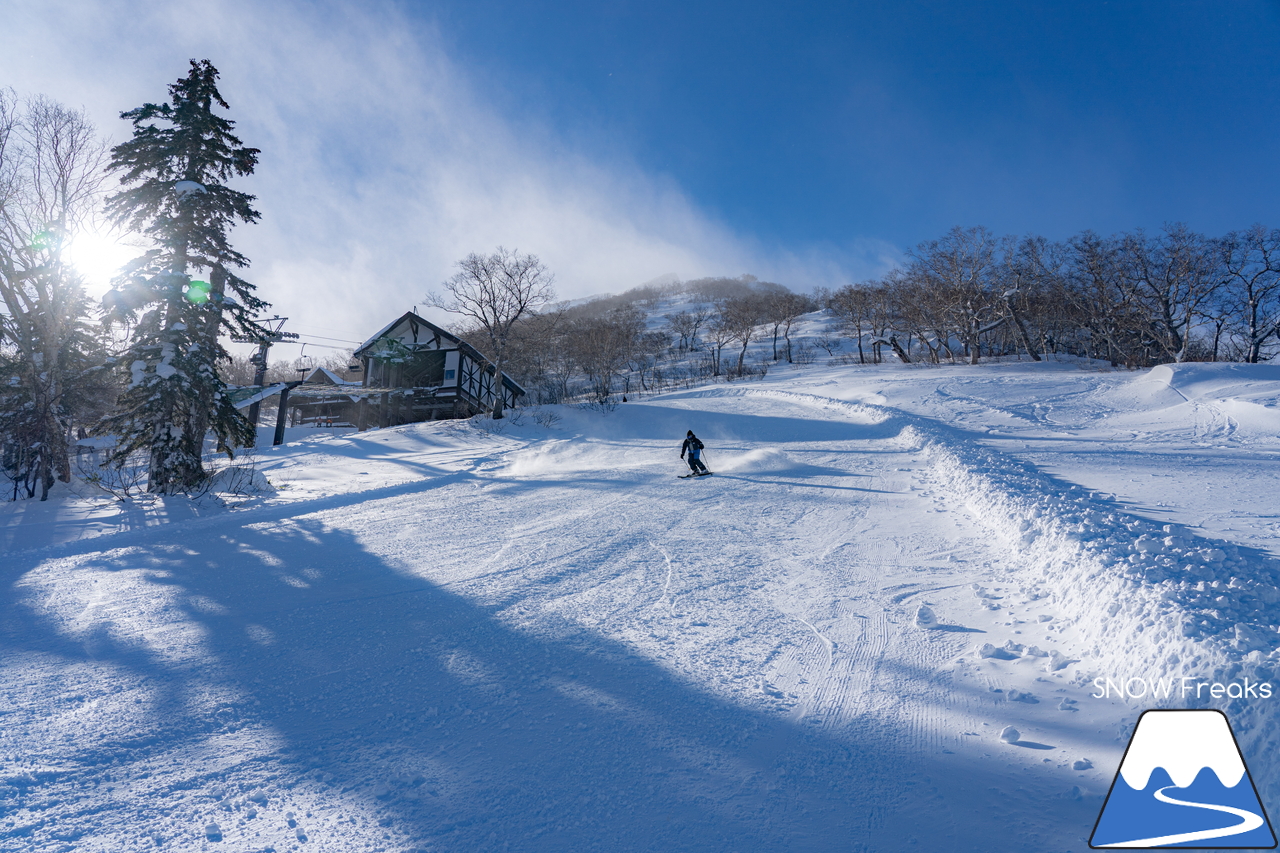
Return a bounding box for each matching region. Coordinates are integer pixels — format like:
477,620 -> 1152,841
705,387 -> 1280,799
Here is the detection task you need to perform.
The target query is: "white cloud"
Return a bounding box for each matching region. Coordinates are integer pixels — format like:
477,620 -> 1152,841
1,0 -> 897,351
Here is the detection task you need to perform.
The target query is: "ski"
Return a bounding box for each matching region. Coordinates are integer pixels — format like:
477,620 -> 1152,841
677,472 -> 714,478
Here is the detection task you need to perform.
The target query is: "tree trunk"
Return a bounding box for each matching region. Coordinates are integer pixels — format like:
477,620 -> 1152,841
1004,298 -> 1042,362
149,245 -> 205,493
491,350 -> 506,419
933,331 -> 955,362
190,264 -> 229,445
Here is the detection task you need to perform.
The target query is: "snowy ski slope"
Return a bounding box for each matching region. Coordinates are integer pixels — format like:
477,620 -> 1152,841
2,358 -> 1278,852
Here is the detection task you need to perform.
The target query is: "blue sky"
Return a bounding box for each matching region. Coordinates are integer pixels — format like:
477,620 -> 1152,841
432,0 -> 1280,244
3,1 -> 1279,345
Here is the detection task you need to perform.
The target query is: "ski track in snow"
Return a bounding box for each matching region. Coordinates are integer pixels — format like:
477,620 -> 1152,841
2,360 -> 1278,851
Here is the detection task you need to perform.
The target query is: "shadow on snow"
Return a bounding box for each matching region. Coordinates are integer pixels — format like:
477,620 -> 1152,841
0,510 -> 1108,852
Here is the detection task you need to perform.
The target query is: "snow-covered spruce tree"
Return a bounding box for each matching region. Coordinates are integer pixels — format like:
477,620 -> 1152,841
101,60 -> 268,493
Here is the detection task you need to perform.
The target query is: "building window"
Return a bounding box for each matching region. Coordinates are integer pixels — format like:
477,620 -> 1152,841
444,369 -> 455,380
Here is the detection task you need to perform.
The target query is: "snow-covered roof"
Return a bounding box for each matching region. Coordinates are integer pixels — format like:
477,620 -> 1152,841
226,383 -> 292,409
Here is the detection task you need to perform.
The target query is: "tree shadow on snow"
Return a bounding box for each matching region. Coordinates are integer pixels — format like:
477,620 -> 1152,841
4,510 -> 1106,853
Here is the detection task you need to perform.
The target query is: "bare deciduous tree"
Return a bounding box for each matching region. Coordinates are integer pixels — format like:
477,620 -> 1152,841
497,303 -> 570,403
0,91 -> 111,499
665,310 -> 696,352
426,247 -> 555,418
702,313 -> 735,377
1217,225 -> 1280,364
1118,225 -> 1220,363
570,306 -> 642,401
830,284 -> 872,363
627,330 -> 670,393
718,294 -> 763,375
908,226 -> 1005,364
761,288 -> 814,362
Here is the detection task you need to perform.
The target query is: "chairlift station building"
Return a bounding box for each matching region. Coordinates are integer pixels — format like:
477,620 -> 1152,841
282,312 -> 525,429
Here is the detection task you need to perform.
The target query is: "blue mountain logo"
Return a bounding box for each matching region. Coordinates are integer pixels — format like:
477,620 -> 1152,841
1091,709 -> 1276,848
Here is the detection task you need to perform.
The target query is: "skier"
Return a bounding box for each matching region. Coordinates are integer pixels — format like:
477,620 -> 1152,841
680,430 -> 709,476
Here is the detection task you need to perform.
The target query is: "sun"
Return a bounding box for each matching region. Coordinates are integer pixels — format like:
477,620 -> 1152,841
65,230 -> 139,298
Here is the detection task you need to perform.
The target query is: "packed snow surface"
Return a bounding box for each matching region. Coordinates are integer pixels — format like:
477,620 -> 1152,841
3,358 -> 1279,852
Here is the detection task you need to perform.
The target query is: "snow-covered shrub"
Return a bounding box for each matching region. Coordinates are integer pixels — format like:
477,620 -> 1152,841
532,408 -> 562,429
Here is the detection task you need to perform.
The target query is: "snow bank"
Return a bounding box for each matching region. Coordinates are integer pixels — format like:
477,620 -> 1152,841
911,424 -> 1280,665
904,420 -> 1280,798
721,386 -> 1280,798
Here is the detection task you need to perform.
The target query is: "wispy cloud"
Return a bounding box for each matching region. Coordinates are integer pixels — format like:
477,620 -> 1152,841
2,0 -> 897,347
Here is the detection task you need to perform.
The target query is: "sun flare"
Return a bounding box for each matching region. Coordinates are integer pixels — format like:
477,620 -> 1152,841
65,231 -> 138,297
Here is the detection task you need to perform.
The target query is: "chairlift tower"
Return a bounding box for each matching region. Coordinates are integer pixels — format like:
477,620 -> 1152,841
231,316 -> 299,437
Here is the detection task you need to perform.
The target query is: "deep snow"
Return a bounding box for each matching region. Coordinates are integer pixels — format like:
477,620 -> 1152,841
2,357 -> 1278,852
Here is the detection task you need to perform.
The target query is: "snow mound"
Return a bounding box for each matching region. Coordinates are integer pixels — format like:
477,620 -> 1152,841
502,440 -> 653,477
914,421 -> 1280,667
1102,363 -> 1280,432
1000,726 -> 1020,744
206,466 -> 276,496
1145,362 -> 1280,403
978,641 -> 1022,660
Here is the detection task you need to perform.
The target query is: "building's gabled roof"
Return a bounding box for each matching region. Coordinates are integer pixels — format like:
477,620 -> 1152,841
353,311 -> 461,358
353,310 -> 526,396
302,366 -> 359,386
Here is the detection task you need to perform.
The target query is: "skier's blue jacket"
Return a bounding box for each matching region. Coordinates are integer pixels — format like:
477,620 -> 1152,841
681,435 -> 703,459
